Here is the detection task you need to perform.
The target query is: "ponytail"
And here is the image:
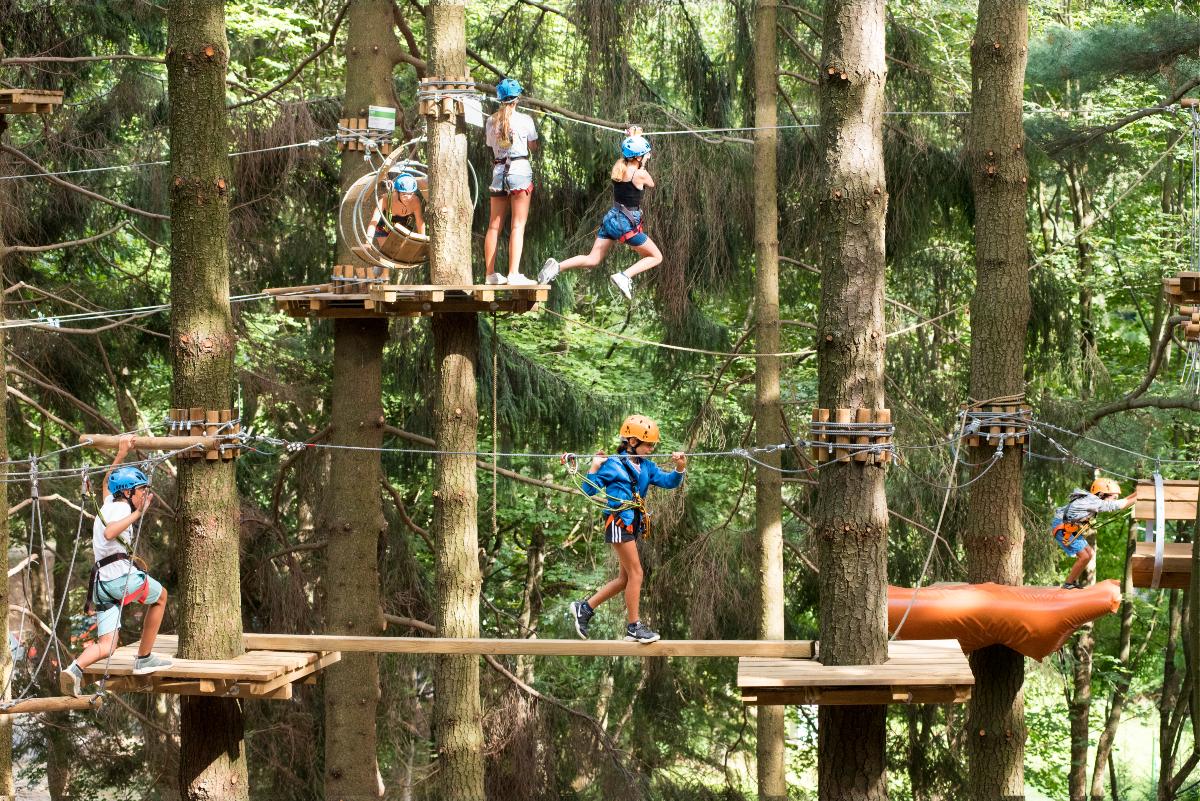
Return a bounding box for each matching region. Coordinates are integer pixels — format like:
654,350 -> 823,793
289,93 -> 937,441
489,102 -> 516,148
610,157 -> 638,182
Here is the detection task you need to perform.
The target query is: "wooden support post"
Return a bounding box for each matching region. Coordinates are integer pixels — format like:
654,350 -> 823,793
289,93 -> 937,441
834,408 -> 852,464
812,408 -> 828,464
876,408 -> 892,463
854,408 -> 871,463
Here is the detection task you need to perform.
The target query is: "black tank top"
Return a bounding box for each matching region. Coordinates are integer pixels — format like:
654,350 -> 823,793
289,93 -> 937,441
612,178 -> 644,209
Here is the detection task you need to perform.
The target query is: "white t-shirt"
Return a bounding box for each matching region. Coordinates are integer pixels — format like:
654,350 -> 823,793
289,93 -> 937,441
486,111 -> 537,160
93,494 -> 136,581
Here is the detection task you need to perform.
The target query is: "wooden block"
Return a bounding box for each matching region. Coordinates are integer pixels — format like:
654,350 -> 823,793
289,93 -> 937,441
205,410 -> 220,461
812,408 -> 828,464
876,408 -> 892,463
220,410 -> 234,461
855,408 -> 871,463
834,408 -> 852,463
1131,541 -> 1193,589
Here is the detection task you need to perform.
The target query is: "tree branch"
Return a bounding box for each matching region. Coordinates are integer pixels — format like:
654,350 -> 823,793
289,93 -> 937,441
0,221 -> 126,256
1048,78 -> 1200,156
777,69 -> 817,86
228,3 -> 351,110
381,478 -> 433,550
6,364 -> 119,432
265,540 -> 327,561
7,385 -> 82,436
0,144 -> 168,221
1,55 -> 164,65
1080,314 -> 1184,431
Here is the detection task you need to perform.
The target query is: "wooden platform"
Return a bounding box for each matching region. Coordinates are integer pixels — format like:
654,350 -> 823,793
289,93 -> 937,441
1134,479 -> 1198,521
268,283 -> 548,318
82,636 -> 340,700
1165,272 -> 1200,306
242,634 -> 815,658
0,88 -> 64,115
739,639 -> 973,706
1132,541 -> 1193,590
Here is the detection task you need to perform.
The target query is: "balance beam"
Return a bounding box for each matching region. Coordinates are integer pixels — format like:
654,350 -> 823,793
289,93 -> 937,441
241,634 -> 815,658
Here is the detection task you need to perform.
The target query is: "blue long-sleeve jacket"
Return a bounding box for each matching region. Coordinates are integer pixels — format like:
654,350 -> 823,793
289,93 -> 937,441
581,454 -> 686,528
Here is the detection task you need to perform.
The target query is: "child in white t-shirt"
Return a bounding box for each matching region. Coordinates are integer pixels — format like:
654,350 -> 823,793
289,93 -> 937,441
483,77 -> 539,286
59,435 -> 172,696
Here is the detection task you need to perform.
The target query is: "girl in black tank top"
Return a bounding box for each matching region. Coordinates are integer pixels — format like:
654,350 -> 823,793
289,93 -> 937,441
537,127 -> 663,301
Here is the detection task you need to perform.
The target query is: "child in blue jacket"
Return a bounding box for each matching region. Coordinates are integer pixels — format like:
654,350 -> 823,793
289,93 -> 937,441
569,415 -> 686,643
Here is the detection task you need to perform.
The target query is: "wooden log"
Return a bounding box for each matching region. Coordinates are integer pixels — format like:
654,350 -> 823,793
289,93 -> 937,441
834,408 -> 852,463
263,283 -> 333,296
0,695 -> 102,714
812,408 -> 829,464
241,634 -> 816,658
80,434 -> 222,452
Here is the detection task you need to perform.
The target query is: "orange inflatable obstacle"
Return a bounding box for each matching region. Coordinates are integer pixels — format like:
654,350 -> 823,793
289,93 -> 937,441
887,581 -> 1121,661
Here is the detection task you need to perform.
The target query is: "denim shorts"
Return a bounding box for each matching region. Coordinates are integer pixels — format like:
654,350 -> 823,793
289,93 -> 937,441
489,162 -> 533,195
94,571 -> 163,637
598,206 -> 647,247
1054,530 -> 1088,557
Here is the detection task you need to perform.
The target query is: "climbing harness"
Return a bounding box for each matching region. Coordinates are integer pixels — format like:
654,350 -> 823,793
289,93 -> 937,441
561,452 -> 650,536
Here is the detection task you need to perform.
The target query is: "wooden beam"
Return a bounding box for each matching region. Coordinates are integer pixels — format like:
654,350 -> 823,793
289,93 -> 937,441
241,633 -> 815,658
0,695 -> 102,714
1132,540 -> 1193,589
79,434 -> 220,452
1134,479 -> 1199,521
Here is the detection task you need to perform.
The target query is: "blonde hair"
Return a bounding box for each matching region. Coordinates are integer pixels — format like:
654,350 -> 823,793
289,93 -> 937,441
489,101 -> 516,148
610,157 -> 639,182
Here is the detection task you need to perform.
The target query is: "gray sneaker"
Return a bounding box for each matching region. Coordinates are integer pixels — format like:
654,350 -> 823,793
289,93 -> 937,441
624,621 -> 660,644
569,600 -> 595,639
131,653 -> 174,675
538,258 -> 560,285
610,271 -> 633,300
59,663 -> 83,697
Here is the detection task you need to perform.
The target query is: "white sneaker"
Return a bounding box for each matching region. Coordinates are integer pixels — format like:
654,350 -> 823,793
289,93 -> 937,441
538,258 -> 560,285
485,272 -> 507,286
131,653 -> 174,675
506,273 -> 536,286
610,271 -> 633,300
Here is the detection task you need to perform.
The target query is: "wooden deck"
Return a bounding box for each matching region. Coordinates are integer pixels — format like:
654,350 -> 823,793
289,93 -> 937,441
242,633 -> 816,658
268,283 -> 548,318
0,88 -> 64,115
82,636 -> 340,700
1134,479 -> 1198,521
739,639 -> 974,706
1165,272 -> 1200,306
1132,541 -> 1193,590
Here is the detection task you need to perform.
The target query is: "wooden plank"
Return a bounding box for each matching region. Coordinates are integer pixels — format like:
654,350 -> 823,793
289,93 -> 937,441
1131,540 -> 1193,589
738,640 -> 973,695
248,650 -> 341,696
241,634 -> 816,658
743,684 -> 971,706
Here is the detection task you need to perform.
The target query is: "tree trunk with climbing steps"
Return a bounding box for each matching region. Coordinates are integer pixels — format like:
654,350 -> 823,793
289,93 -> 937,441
426,2 -> 485,800
752,1 -> 786,799
814,2 -> 890,799
166,2 -> 248,798
321,2 -> 403,798
964,3 -> 1031,800
0,158 -> 14,801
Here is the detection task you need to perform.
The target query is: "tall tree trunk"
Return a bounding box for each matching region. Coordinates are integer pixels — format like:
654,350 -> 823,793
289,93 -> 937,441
426,3 -> 484,799
167,2 -> 248,798
753,2 -> 786,799
322,3 -> 403,798
1158,590 -> 1183,801
1064,161 -> 1096,398
0,171 -> 14,801
1089,520 -> 1140,800
963,4 -> 1031,801
814,2 -> 889,799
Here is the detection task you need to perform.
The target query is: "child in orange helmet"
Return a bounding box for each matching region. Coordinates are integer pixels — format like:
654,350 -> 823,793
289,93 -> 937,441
569,415 -> 686,643
1052,476 -> 1135,589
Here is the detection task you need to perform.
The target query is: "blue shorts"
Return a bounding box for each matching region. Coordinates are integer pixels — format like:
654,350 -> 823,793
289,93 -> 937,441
598,207 -> 648,247
1054,530 -> 1088,557
94,572 -> 163,637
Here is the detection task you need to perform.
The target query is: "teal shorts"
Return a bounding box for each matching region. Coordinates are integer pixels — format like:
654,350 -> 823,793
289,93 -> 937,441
94,572 -> 163,637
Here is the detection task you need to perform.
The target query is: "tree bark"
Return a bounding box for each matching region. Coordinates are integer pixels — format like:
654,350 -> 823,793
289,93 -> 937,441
322,3 -> 402,798
426,3 -> 484,800
963,3 -> 1031,801
167,2 -> 248,797
814,2 -> 889,799
753,2 -> 787,800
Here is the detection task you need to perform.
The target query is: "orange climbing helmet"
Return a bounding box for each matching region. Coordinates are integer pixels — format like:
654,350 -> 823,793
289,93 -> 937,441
619,414 -> 660,443
1090,477 -> 1122,497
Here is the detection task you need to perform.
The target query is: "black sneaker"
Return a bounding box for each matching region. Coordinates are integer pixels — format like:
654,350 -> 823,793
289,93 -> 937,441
624,621 -> 660,644
1060,581 -> 1080,590
569,600 -> 594,639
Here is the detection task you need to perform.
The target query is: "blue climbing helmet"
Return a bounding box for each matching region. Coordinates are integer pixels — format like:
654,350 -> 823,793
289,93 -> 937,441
496,78 -> 523,102
108,466 -> 149,496
621,134 -> 651,159
392,172 -> 419,194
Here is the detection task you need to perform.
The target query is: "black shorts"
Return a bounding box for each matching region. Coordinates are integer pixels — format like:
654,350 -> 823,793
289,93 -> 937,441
605,516 -> 640,544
